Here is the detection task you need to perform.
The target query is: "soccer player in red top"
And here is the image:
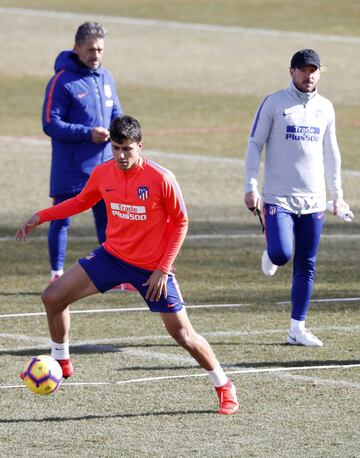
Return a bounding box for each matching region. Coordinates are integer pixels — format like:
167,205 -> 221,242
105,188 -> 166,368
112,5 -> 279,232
16,115 -> 238,415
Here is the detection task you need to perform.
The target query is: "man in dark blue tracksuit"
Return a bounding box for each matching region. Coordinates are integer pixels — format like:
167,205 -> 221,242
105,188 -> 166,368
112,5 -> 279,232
42,22 -> 127,285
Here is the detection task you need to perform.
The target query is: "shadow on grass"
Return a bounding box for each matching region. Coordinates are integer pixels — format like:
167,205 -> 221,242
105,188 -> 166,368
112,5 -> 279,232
0,409 -> 215,424
3,344 -> 358,372
0,342 -> 183,357
0,344 -> 124,357
2,342 -> 360,369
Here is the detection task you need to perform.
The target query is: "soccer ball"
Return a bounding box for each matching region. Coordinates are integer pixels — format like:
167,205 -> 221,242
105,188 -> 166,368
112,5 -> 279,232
22,355 -> 63,395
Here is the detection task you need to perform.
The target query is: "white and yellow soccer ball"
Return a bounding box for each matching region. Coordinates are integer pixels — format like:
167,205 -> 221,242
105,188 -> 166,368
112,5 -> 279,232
22,355 -> 63,395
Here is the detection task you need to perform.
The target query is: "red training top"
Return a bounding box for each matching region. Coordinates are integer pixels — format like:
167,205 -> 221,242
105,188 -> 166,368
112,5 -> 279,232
37,157 -> 188,273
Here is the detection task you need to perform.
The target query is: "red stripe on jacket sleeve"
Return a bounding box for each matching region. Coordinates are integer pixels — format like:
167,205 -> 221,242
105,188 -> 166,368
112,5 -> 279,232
45,69 -> 65,124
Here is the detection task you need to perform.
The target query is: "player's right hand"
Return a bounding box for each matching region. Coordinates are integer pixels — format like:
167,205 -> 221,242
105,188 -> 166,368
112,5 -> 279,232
15,214 -> 40,241
143,270 -> 168,302
244,190 -> 261,215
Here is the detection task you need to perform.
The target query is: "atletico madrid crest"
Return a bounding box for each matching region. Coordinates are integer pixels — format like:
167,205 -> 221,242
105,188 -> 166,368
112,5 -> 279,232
138,186 -> 149,200
269,206 -> 277,216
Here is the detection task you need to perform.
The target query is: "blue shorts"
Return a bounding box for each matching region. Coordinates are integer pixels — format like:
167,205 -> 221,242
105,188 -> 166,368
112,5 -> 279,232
78,246 -> 184,313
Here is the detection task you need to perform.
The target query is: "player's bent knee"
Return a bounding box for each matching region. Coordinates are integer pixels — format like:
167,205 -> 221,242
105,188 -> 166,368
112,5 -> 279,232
268,251 -> 291,266
41,288 -> 54,308
41,286 -> 63,310
170,328 -> 197,349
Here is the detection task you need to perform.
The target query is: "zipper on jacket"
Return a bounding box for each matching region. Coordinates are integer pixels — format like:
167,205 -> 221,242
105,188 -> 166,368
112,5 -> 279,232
92,76 -> 104,126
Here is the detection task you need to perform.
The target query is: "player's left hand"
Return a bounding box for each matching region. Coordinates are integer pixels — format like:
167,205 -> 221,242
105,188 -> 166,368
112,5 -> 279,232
143,270 -> 168,302
332,198 -> 350,215
15,214 -> 40,241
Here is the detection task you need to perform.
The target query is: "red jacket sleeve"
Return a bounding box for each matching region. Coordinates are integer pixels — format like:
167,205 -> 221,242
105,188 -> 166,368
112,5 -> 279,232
37,169 -> 103,223
156,172 -> 188,273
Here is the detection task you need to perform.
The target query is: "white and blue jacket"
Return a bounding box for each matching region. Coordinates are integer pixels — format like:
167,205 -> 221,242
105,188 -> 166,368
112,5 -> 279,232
42,50 -> 123,196
244,82 -> 343,214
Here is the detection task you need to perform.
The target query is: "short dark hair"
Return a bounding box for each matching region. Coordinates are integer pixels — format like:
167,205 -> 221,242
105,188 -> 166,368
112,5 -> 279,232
75,22 -> 108,44
110,116 -> 142,144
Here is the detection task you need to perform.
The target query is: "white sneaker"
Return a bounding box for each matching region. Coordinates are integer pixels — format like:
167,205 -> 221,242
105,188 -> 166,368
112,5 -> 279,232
261,250 -> 278,276
287,329 -> 323,347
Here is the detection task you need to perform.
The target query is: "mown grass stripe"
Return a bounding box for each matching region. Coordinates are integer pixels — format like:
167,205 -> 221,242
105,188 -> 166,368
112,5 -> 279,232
1,7 -> 360,44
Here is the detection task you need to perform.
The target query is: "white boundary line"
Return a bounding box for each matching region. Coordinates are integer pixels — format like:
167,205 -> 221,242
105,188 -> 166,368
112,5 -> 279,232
1,7 -> 360,44
1,363 -> 359,391
1,136 -> 359,177
276,373 -> 360,390
186,233 -> 360,240
0,303 -> 252,319
0,297 -> 359,319
2,233 -> 360,242
276,297 -> 360,305
0,304 -> 251,319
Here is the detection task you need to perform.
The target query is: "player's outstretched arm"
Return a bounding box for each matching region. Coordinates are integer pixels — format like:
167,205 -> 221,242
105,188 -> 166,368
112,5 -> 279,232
15,214 -> 40,241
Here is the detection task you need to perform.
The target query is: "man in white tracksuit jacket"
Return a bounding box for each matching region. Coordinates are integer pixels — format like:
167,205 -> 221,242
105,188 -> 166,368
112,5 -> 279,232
244,49 -> 352,347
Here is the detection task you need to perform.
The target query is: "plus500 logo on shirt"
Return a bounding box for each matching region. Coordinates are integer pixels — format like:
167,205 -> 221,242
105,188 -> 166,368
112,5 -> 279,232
286,125 -> 320,142
110,203 -> 147,221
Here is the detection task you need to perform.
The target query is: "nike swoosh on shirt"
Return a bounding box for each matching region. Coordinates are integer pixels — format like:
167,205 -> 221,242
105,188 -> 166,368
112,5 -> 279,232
106,188 -> 116,192
77,92 -> 89,99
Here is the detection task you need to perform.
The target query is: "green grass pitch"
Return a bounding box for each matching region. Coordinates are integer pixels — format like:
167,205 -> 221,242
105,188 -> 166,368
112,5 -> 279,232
0,1 -> 359,457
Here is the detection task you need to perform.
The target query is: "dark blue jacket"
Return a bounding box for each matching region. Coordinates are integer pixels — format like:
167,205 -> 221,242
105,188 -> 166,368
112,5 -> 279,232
42,50 -> 123,196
